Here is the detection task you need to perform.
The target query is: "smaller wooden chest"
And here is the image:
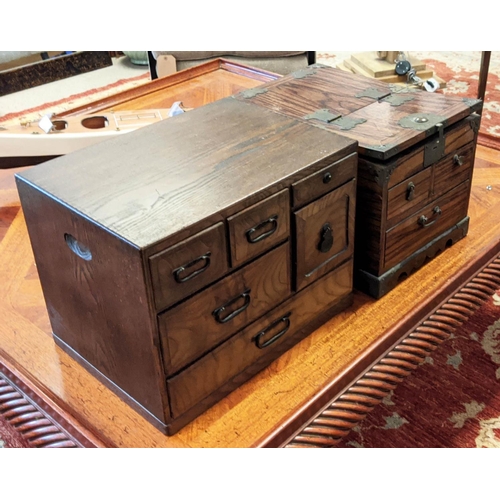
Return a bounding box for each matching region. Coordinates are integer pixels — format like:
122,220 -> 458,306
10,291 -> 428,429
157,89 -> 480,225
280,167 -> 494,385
234,65 -> 482,297
15,97 -> 358,435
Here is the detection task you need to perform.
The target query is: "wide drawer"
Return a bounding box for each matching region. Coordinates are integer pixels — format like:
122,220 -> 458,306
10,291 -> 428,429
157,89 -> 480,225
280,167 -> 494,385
292,153 -> 357,208
167,259 -> 354,418
384,180 -> 470,271
159,242 -> 291,375
149,222 -> 229,311
294,178 -> 356,291
227,189 -> 289,268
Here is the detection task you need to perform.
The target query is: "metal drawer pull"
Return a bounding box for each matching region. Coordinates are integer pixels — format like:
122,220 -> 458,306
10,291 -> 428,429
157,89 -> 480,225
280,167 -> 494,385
254,313 -> 292,349
323,172 -> 332,184
246,215 -> 278,244
173,251 -> 211,283
406,182 -> 416,201
213,289 -> 251,324
318,223 -> 334,253
418,206 -> 442,227
453,154 -> 464,166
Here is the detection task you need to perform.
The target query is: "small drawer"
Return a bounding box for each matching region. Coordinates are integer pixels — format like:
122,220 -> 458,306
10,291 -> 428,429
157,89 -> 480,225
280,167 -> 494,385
167,259 -> 353,418
159,242 -> 291,375
387,167 -> 432,228
384,181 -> 470,271
149,223 -> 229,311
227,189 -> 289,268
292,153 -> 357,208
433,142 -> 474,198
294,178 -> 356,291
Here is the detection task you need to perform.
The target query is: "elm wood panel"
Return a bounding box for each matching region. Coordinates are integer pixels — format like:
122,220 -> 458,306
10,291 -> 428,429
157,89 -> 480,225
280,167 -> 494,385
294,179 -> 356,291
235,66 -> 391,119
387,168 -> 432,228
354,162 -> 387,274
59,59 -> 280,117
168,259 -> 354,419
292,153 -> 357,208
18,98 -> 357,250
159,242 -> 291,375
443,114 -> 479,156
0,146 -> 499,447
386,147 -> 425,188
228,189 -> 290,268
384,181 -> 471,271
14,178 -> 168,423
329,93 -> 477,159
149,222 -> 229,312
433,143 -> 474,197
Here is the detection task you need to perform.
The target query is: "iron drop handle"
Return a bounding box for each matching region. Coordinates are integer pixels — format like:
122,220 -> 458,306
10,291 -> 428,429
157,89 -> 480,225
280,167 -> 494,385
254,313 -> 292,349
453,154 -> 464,166
173,252 -> 211,283
246,215 -> 278,244
213,289 -> 251,324
418,206 -> 442,227
406,182 -> 416,201
318,223 -> 334,253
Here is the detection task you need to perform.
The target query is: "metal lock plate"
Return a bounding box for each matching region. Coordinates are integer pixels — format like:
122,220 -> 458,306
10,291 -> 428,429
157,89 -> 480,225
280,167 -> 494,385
424,122 -> 446,167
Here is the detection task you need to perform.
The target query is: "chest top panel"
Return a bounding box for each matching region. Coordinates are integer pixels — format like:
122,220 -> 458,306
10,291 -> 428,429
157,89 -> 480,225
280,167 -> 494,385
234,65 -> 482,160
17,97 -> 357,249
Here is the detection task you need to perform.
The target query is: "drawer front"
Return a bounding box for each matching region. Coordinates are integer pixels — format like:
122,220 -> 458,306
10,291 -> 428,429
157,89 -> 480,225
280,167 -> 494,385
167,259 -> 353,418
433,142 -> 474,198
292,153 -> 357,207
384,181 -> 470,271
159,242 -> 291,374
149,223 -> 229,311
227,190 -> 290,268
387,168 -> 432,228
294,179 -> 356,291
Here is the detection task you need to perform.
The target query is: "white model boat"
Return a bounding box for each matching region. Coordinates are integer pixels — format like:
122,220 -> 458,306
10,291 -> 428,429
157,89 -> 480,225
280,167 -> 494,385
0,102 -> 188,162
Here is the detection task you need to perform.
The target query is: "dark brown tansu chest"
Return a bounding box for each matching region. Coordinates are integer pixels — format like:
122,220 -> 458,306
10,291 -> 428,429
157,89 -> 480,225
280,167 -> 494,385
15,98 -> 358,435
233,65 -> 482,297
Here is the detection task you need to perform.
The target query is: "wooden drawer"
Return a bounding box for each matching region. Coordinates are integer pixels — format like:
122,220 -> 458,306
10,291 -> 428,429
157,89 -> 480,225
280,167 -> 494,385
294,179 -> 356,291
387,168 -> 432,228
227,189 -> 289,268
159,242 -> 291,374
167,259 -> 353,418
433,142 -> 474,197
149,223 -> 229,311
384,181 -> 470,271
292,153 -> 357,208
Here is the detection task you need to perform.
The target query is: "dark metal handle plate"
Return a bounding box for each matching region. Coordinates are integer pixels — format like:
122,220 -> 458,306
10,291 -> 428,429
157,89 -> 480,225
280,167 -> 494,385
246,215 -> 278,244
406,182 -> 416,201
254,313 -> 292,349
173,252 -> 211,283
418,206 -> 442,227
213,289 -> 251,324
318,223 -> 334,253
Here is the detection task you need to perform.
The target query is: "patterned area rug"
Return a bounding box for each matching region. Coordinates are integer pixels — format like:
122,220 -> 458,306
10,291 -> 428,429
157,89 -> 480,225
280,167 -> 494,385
332,273 -> 500,448
317,51 -> 500,150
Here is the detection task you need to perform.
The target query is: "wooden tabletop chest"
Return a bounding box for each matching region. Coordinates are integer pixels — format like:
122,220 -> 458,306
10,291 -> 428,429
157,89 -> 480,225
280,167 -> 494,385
234,65 -> 483,297
15,97 -> 358,435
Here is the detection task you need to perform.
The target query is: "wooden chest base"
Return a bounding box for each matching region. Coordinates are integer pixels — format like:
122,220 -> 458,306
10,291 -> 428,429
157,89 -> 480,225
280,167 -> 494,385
354,217 -> 469,299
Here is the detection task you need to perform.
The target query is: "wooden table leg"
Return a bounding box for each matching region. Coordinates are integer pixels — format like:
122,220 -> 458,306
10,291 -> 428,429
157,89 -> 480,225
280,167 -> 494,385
478,51 -> 492,101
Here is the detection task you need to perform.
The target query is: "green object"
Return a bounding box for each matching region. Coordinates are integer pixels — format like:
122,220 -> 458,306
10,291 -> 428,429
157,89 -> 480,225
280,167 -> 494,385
123,51 -> 149,65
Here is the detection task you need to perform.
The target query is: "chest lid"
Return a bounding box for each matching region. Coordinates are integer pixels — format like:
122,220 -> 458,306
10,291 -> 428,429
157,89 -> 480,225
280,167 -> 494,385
234,65 -> 482,160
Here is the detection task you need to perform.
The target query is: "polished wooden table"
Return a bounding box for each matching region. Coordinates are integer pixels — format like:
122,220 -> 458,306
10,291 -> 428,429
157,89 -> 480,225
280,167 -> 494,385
2,61 -> 500,447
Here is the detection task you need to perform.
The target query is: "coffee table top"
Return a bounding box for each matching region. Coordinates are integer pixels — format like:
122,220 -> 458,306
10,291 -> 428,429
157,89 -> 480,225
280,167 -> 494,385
60,58 -> 280,117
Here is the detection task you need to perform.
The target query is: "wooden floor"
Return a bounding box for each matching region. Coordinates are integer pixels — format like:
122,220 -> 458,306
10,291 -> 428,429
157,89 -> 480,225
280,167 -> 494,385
0,144 -> 499,448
